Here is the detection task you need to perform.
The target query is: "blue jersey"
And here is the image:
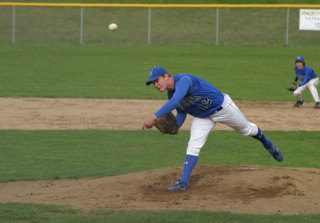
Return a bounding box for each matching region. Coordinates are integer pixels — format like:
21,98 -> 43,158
155,74 -> 224,127
295,66 -> 318,86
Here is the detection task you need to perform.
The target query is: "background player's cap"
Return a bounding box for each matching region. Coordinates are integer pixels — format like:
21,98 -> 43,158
295,56 -> 305,63
146,66 -> 167,85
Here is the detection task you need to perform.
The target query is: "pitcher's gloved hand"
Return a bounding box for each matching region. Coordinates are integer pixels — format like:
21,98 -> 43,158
154,112 -> 178,135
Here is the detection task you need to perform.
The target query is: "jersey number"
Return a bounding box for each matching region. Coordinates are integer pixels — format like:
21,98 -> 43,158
198,98 -> 212,111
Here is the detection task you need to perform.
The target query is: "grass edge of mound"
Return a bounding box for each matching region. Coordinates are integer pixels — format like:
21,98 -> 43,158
1,203 -> 320,223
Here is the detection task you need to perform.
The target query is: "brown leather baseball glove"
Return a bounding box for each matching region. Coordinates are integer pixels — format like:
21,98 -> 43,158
154,112 -> 178,135
287,82 -> 298,92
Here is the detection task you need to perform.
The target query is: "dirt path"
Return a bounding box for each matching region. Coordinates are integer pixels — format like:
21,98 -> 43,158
0,97 -> 319,131
1,165 -> 320,215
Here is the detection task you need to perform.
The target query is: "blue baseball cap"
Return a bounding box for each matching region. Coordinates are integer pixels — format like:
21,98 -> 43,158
295,56 -> 305,63
146,66 -> 167,85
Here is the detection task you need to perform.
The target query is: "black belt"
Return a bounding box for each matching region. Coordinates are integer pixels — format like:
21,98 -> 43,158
214,106 -> 223,113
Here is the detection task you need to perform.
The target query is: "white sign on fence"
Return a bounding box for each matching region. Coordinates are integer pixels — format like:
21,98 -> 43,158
299,9 -> 320,31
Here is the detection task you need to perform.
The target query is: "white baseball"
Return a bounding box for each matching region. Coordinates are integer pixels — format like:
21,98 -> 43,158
108,23 -> 118,31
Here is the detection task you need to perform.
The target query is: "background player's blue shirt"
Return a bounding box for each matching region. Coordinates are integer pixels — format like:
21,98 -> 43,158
154,74 -> 224,127
294,66 -> 318,86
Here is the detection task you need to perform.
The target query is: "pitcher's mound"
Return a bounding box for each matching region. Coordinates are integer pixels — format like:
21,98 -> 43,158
1,165 -> 320,215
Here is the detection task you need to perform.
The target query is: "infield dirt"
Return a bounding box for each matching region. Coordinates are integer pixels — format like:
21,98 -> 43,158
0,97 -> 319,131
1,165 -> 320,215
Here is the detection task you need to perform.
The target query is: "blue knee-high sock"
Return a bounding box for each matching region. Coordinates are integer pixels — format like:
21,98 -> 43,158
252,128 -> 273,150
181,154 -> 198,184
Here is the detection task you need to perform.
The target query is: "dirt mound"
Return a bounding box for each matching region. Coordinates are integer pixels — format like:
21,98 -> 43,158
0,97 -> 319,131
1,165 -> 320,215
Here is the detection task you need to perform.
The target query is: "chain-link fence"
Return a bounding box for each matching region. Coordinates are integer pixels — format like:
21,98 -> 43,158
0,4 -> 320,46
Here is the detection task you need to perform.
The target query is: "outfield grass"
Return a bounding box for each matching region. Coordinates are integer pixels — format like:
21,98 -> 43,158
7,0 -> 320,4
1,130 -> 319,182
1,203 -> 320,223
0,45 -> 319,101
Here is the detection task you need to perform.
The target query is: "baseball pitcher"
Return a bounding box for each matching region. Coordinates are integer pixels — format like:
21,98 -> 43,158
287,56 -> 320,108
143,66 -> 284,192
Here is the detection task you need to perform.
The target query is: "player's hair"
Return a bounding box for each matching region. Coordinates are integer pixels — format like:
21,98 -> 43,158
156,73 -> 172,81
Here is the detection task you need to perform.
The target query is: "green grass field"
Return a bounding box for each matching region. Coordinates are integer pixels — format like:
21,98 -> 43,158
1,45 -> 319,101
1,130 -> 320,182
7,0 -> 320,4
1,203 -> 320,223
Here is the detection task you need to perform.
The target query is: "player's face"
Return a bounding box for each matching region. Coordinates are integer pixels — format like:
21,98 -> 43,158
153,76 -> 168,92
296,62 -> 304,70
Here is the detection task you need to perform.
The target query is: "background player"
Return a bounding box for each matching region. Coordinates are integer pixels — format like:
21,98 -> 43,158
290,56 -> 320,108
143,66 -> 284,192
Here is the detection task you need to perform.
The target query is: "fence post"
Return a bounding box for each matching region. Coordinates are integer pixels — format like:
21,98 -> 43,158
285,8 -> 290,46
12,6 -> 16,44
147,7 -> 152,45
216,8 -> 219,46
80,7 -> 84,44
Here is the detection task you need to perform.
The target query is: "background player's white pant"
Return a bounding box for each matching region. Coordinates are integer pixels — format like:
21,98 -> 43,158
186,94 -> 258,156
294,77 -> 320,102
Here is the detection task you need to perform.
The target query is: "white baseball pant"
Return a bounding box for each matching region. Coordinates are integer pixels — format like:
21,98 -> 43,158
294,77 -> 320,103
186,94 -> 259,156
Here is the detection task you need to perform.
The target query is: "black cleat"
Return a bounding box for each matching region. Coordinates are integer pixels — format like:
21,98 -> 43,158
294,100 -> 303,107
